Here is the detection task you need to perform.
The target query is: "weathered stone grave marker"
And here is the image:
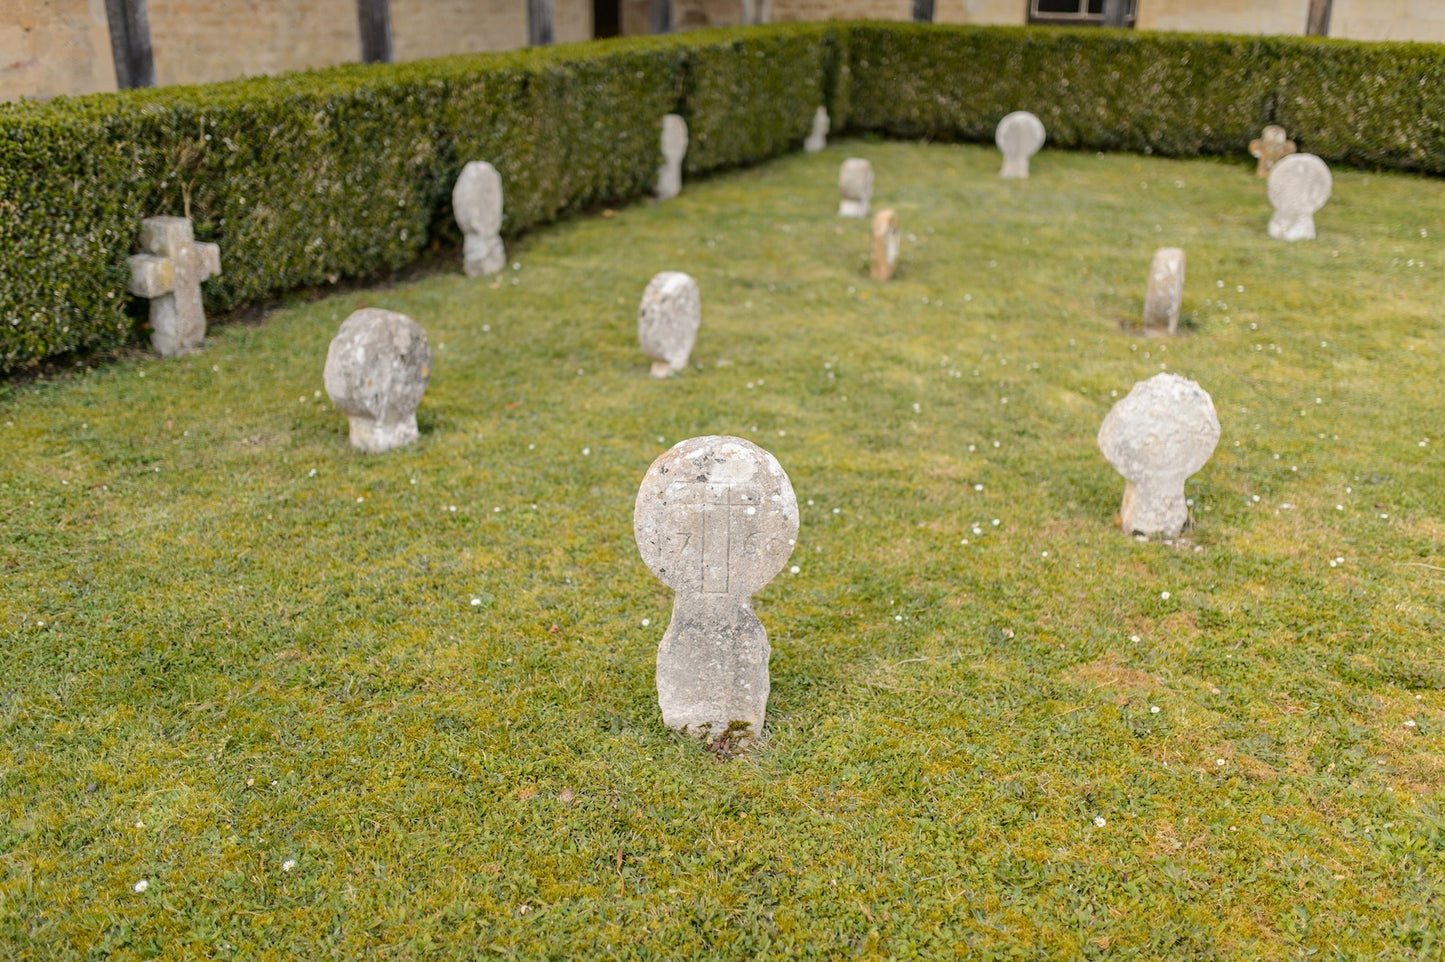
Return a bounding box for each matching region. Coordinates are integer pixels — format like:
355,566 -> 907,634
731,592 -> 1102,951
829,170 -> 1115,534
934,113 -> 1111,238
634,435 -> 799,750
1267,153 -> 1331,241
1143,247 -> 1185,334
1249,125 -> 1296,178
804,106 -> 830,153
453,161 -> 506,276
323,308 -> 431,453
638,271 -> 700,377
838,158 -> 873,218
870,209 -> 900,281
995,111 -> 1045,179
126,216 -> 221,357
655,114 -> 688,200
1097,373 -> 1220,537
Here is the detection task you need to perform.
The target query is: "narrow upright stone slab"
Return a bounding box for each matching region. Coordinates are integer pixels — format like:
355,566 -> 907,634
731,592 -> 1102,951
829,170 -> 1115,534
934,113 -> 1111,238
126,216 -> 221,357
1267,153 -> 1331,241
838,158 -> 873,218
453,161 -> 506,277
655,114 -> 688,200
1249,125 -> 1296,178
323,308 -> 431,453
804,106 -> 829,153
1097,373 -> 1220,537
870,208 -> 900,281
634,435 -> 799,750
995,111 -> 1045,179
638,271 -> 700,377
1143,247 -> 1185,334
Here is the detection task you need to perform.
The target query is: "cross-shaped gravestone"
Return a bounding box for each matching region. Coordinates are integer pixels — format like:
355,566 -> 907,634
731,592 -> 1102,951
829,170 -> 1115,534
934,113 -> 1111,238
453,160 -> 506,276
634,435 -> 799,751
995,111 -> 1045,179
1143,247 -> 1185,334
1249,125 -> 1296,178
638,271 -> 700,378
838,158 -> 873,218
126,216 -> 221,357
1267,153 -> 1331,242
870,208 -> 900,281
1097,373 -> 1220,537
655,114 -> 688,200
804,106 -> 830,153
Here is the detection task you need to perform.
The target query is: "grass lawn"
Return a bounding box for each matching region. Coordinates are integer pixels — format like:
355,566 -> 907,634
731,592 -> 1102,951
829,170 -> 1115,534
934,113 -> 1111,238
2,139 -> 1443,959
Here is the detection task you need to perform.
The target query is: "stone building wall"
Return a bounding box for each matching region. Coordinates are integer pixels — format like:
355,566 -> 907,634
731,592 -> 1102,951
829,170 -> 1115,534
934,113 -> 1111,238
935,0 -> 1024,26
0,0 -> 116,101
146,0 -> 361,87
1134,0 -> 1309,36
1330,0 -> 1445,42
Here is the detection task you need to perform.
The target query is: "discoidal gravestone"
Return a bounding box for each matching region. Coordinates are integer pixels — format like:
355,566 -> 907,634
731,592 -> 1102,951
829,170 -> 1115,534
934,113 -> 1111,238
634,436 -> 799,750
126,215 -> 222,357
804,106 -> 830,153
1098,373 -> 1220,538
1267,154 -> 1332,241
995,111 -> 1045,179
637,271 -> 700,377
324,308 -> 431,453
655,114 -> 688,200
838,158 -> 873,218
453,161 -> 506,277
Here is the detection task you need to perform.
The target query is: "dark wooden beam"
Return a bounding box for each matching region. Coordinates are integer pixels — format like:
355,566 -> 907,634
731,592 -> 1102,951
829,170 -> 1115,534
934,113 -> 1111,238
648,0 -> 671,34
1307,0 -> 1333,35
357,0 -> 393,64
911,0 -> 934,22
1101,0 -> 1129,28
104,0 -> 155,89
529,0 -> 555,45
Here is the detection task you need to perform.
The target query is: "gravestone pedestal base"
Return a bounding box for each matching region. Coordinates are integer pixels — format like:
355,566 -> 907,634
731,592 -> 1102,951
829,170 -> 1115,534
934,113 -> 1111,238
656,596 -> 769,744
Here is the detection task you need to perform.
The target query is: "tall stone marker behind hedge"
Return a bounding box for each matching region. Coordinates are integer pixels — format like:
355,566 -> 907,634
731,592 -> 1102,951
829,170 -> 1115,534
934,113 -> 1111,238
634,435 -> 799,751
453,161 -> 507,277
804,106 -> 829,153
996,111 -> 1045,179
1267,153 -> 1332,241
655,114 -> 688,200
324,308 -> 431,453
126,216 -> 221,357
1098,373 -> 1220,538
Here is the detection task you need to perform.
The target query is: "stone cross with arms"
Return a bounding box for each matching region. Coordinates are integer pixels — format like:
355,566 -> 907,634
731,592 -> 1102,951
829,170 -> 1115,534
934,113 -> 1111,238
127,216 -> 221,357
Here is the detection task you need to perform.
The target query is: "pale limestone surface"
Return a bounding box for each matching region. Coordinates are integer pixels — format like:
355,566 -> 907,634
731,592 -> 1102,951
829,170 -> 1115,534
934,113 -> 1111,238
655,114 -> 688,200
870,208 -> 900,281
126,216 -> 221,357
804,106 -> 830,153
1267,153 -> 1331,241
838,158 -> 873,218
453,161 -> 506,277
638,271 -> 700,377
323,308 -> 431,453
995,111 -> 1045,179
1098,373 -> 1220,537
1143,247 -> 1185,334
634,435 -> 799,748
1249,125 -> 1296,178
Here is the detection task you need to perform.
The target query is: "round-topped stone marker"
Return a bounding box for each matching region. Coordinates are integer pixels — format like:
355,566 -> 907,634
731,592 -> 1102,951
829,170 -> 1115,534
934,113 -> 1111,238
1267,153 -> 1331,241
1097,373 -> 1220,537
838,158 -> 873,218
638,271 -> 700,377
453,161 -> 506,276
995,111 -> 1046,179
324,308 -> 431,453
634,436 -> 799,751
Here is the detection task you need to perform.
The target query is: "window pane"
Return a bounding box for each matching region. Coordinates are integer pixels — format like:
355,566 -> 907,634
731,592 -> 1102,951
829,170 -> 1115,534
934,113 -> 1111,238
1087,0 -> 1103,12
1035,0 -> 1083,13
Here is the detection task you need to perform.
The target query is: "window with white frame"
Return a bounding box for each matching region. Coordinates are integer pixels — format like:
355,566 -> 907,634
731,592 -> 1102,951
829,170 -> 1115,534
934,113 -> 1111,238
1028,0 -> 1135,26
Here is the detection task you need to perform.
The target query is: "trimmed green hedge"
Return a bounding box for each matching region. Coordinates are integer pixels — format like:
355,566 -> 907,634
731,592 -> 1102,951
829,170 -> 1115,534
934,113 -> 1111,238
2,22 -> 1442,374
845,23 -> 1445,170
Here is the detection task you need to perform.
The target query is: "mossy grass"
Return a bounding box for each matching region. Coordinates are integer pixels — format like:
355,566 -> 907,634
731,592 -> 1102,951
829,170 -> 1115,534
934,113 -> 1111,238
2,142 -> 1443,958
